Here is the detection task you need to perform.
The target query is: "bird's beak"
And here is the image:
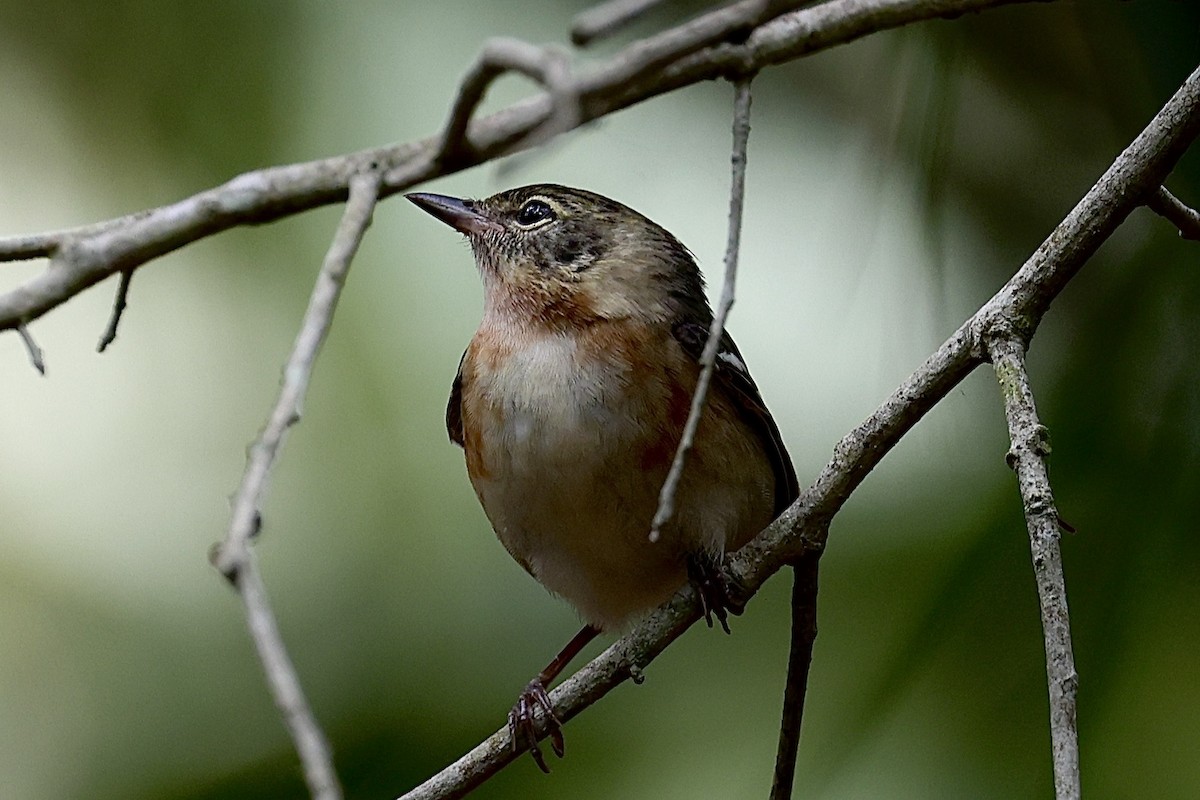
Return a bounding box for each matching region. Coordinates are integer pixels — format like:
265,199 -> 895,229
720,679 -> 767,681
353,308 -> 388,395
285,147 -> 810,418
405,192 -> 501,236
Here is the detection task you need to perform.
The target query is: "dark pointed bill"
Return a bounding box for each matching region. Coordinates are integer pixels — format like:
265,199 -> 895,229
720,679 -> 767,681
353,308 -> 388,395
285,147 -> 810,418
406,192 -> 501,236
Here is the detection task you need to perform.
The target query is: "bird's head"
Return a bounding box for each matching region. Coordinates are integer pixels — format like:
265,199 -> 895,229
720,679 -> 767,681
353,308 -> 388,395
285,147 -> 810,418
406,184 -> 706,330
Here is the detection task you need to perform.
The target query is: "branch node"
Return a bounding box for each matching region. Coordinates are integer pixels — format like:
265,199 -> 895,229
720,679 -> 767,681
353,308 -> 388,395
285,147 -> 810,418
1031,423 -> 1052,458
17,323 -> 46,375
208,541 -> 245,585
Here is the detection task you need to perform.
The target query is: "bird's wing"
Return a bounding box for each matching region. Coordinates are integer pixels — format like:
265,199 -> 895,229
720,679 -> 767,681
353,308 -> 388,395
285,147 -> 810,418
446,349 -> 466,447
672,321 -> 799,514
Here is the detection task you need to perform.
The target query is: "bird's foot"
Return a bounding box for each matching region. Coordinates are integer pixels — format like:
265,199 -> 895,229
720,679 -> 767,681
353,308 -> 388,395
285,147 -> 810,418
508,679 -> 564,773
687,552 -> 746,634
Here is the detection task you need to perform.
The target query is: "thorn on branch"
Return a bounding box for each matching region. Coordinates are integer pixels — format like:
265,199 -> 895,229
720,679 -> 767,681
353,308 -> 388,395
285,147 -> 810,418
17,323 -> 46,375
437,37 -> 578,167
1146,186 -> 1200,240
571,0 -> 665,47
97,269 -> 133,353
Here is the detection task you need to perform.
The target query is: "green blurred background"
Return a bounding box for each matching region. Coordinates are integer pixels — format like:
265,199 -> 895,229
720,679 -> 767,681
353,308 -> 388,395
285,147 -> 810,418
1,2 -> 1197,798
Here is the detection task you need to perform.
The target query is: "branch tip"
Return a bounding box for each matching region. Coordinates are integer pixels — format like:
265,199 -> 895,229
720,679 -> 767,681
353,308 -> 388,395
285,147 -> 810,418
17,323 -> 46,375
97,269 -> 134,353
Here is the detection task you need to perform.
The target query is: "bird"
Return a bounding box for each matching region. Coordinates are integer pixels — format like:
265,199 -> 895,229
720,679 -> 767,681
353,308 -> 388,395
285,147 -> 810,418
406,184 -> 798,772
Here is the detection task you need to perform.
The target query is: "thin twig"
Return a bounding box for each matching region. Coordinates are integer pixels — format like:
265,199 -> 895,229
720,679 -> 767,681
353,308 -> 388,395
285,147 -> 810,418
571,0 -> 666,46
986,335 -> 1080,800
209,171 -> 382,800
96,269 -> 133,352
16,323 -> 45,375
1146,185 -> 1200,240
1,0 -> 1046,338
649,77 -> 754,543
399,63 -> 1200,800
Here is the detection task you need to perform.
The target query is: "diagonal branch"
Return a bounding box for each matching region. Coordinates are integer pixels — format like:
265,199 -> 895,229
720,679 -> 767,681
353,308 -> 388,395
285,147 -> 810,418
987,334 -> 1080,800
209,171 -> 383,800
0,0 -> 1050,340
399,60 -> 1200,800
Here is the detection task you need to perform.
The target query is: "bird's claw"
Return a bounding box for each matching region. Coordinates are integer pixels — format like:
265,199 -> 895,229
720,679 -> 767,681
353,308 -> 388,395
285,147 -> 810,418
508,679 -> 564,773
687,552 -> 745,634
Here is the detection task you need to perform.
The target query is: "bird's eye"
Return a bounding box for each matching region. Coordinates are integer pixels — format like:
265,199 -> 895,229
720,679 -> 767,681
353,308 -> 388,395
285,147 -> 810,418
515,199 -> 555,227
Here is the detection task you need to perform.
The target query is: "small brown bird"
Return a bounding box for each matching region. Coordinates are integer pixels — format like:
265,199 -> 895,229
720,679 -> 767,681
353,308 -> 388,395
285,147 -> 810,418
407,184 -> 797,771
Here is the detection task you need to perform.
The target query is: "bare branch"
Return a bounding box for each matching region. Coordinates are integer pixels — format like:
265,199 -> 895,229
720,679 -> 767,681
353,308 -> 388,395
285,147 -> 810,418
17,323 -> 45,375
399,60 -> 1200,800
571,0 -> 666,46
1146,185 -> 1200,240
649,77 -> 754,543
1,0 -> 1048,340
209,171 -> 382,800
96,269 -> 133,352
987,335 -> 1080,800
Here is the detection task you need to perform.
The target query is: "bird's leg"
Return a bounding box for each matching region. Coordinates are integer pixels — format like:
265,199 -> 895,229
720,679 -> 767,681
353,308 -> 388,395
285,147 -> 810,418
509,623 -> 600,773
686,551 -> 746,634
